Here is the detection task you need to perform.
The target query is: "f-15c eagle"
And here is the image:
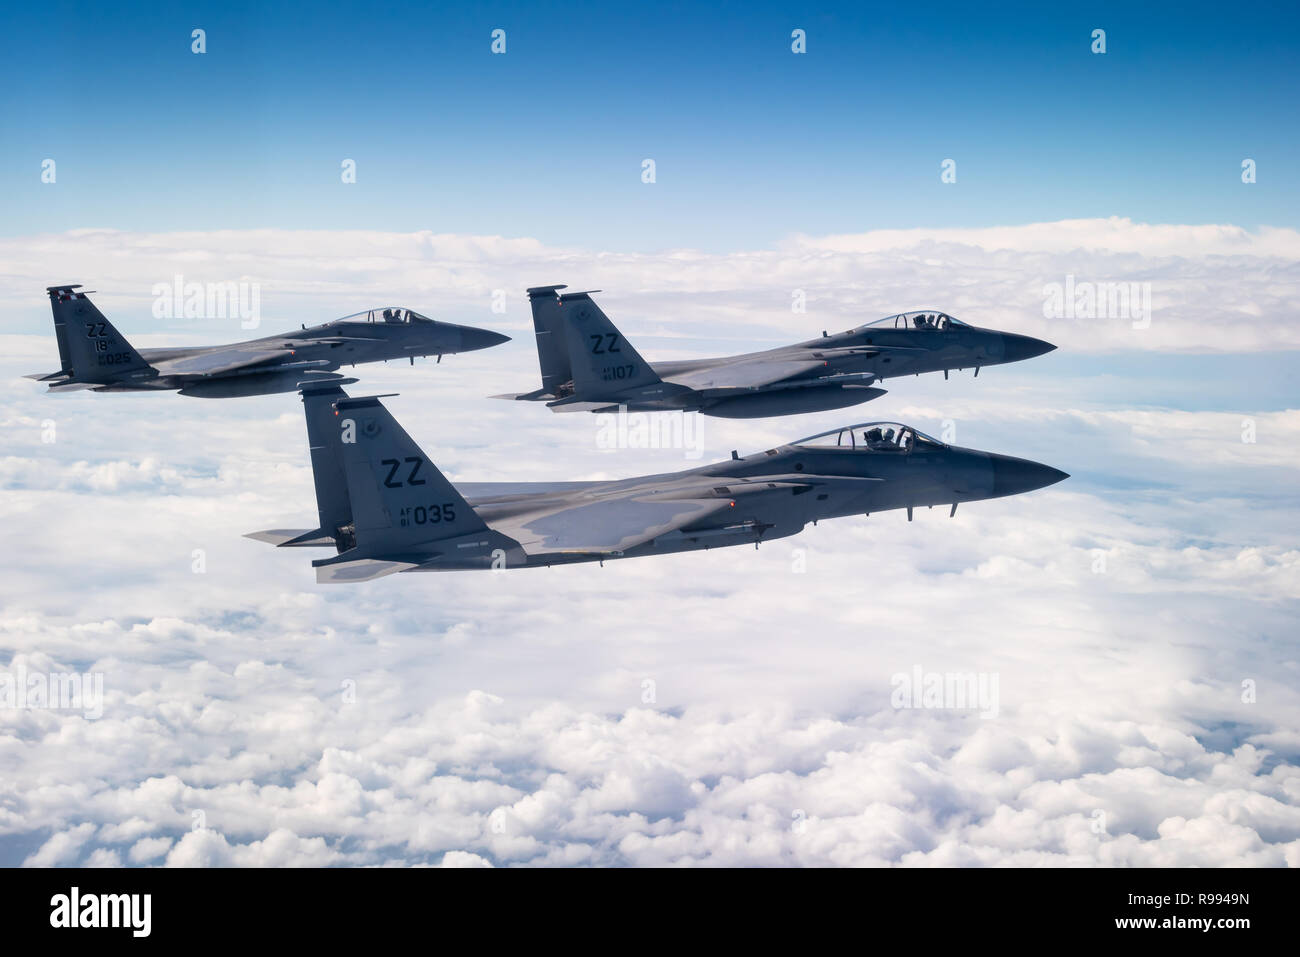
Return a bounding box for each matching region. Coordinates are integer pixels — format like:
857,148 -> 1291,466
495,285 -> 1055,418
247,380 -> 1068,583
25,285 -> 510,398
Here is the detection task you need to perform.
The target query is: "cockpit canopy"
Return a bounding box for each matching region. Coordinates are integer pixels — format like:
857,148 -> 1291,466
793,422 -> 946,453
860,311 -> 967,331
334,307 -> 435,325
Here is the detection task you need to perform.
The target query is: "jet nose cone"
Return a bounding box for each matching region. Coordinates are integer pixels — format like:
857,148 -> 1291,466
1000,333 -> 1057,363
456,325 -> 512,352
989,455 -> 1069,498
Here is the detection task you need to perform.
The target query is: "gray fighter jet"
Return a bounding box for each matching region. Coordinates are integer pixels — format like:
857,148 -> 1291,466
247,380 -> 1068,582
24,285 -> 510,398
495,285 -> 1055,418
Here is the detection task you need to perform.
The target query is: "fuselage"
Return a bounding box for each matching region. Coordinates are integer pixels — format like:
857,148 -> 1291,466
581,312 -> 1055,416
140,318 -> 476,381
32,299 -> 509,398
416,427 -> 1066,572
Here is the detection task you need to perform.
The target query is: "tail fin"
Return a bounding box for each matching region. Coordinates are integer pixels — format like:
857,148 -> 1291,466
49,289 -> 74,372
245,378 -> 361,551
46,285 -> 153,384
330,393 -> 488,555
525,285 -> 573,396
249,385 -> 504,582
302,378 -> 359,547
559,291 -> 661,396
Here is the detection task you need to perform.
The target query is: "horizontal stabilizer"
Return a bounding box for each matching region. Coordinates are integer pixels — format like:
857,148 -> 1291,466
24,370 -> 72,381
299,376 -> 358,392
545,399 -> 623,413
490,388 -> 552,402
244,528 -> 336,547
312,556 -> 421,583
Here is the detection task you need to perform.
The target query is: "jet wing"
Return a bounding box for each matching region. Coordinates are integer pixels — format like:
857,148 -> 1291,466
292,334 -> 385,345
807,344 -> 926,358
489,492 -> 737,558
663,355 -> 828,392
458,480 -> 603,504
663,345 -> 931,393
155,347 -> 291,376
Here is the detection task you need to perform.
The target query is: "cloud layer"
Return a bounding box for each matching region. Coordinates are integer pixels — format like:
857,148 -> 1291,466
4,217 -> 1299,356
1,223 -> 1297,866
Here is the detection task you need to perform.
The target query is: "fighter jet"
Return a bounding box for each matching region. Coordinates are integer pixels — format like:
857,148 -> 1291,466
24,285 -> 510,398
247,380 -> 1068,582
494,285 -> 1055,418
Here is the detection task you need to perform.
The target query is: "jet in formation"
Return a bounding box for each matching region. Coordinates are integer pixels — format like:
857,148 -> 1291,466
247,380 -> 1068,582
495,285 -> 1055,418
25,285 -> 510,398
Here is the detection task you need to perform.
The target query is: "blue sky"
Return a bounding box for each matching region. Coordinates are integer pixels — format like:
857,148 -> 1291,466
3,0 -> 1298,250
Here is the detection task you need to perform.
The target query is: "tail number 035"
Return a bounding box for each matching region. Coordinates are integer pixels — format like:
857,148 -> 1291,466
398,503 -> 457,527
